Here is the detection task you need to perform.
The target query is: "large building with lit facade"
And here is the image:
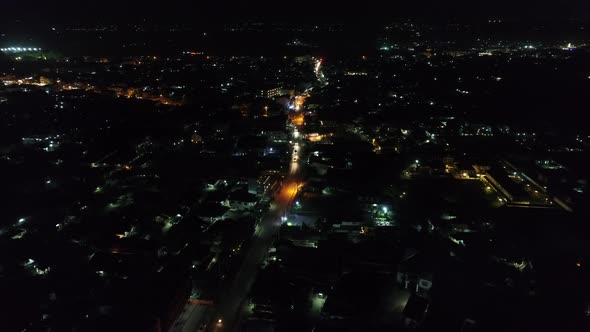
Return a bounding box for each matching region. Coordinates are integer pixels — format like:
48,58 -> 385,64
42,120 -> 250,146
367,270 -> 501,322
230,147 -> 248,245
256,86 -> 283,99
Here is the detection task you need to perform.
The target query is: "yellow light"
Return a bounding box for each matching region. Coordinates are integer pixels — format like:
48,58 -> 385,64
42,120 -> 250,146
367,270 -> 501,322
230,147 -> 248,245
308,134 -> 323,142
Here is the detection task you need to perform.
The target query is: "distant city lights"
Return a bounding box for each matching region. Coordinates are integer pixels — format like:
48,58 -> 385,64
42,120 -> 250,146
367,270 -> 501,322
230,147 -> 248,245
562,43 -> 576,51
0,47 -> 41,53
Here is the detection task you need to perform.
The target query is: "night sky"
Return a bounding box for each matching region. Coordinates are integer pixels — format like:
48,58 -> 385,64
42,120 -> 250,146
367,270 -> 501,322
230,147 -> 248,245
5,0 -> 590,25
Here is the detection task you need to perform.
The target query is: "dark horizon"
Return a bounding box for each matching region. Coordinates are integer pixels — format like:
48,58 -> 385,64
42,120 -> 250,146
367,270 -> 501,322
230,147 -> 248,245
4,0 -> 590,26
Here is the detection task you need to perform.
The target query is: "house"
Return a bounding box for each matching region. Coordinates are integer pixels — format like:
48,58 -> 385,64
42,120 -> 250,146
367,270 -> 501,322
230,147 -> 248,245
195,203 -> 229,223
403,294 -> 430,328
397,249 -> 434,298
455,161 -> 477,178
223,191 -> 258,211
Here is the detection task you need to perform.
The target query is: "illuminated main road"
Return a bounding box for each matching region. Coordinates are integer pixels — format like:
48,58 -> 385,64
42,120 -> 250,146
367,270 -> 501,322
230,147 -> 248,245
170,127 -> 304,332
211,122 -> 305,332
170,59 -> 317,332
170,302 -> 210,332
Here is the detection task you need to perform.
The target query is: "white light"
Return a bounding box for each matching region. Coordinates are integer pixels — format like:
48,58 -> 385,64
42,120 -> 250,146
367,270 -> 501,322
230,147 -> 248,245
27,48 -> 32,51
415,160 -> 419,164
18,218 -> 26,223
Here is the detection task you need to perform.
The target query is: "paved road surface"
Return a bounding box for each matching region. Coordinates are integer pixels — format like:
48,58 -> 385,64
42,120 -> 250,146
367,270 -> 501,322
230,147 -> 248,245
212,129 -> 304,331
169,61 -> 314,332
170,302 -> 210,332
170,131 -> 302,332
